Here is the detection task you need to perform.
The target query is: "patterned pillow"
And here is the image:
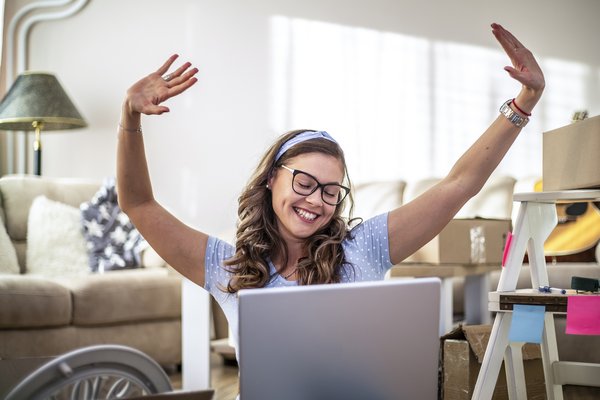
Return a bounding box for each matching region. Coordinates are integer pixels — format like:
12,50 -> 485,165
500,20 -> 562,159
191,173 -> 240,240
80,178 -> 148,273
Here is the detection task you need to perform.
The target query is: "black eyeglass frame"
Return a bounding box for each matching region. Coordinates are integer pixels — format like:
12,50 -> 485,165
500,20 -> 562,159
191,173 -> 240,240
279,165 -> 350,206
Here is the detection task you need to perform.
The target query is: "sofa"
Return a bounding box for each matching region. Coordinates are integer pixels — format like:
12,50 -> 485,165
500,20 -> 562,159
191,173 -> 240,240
0,175 -> 182,370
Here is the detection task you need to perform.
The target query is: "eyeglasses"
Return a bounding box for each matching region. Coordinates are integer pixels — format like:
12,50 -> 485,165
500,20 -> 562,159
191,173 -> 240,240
280,165 -> 350,206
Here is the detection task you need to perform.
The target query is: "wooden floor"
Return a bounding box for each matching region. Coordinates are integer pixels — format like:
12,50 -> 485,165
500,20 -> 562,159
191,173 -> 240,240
169,353 -> 239,400
170,355 -> 600,400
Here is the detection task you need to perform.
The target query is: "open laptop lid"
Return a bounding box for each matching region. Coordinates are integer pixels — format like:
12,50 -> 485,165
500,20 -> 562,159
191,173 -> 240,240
239,277 -> 441,400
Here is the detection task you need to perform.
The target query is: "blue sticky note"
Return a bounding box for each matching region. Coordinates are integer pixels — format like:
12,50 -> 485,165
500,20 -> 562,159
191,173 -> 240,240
508,304 -> 546,343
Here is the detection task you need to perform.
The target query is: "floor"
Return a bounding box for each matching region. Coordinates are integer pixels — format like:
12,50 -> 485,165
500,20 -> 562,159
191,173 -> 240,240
168,354 -> 600,400
169,353 -> 239,400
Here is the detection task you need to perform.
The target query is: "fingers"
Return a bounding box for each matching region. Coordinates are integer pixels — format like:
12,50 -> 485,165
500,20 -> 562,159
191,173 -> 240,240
503,66 -> 523,82
162,63 -> 199,98
145,105 -> 170,115
492,23 -> 520,57
165,62 -> 192,83
156,54 -> 179,76
127,54 -> 198,117
491,23 -> 525,50
168,74 -> 198,98
164,65 -> 197,87
491,23 -> 545,94
155,55 -> 199,100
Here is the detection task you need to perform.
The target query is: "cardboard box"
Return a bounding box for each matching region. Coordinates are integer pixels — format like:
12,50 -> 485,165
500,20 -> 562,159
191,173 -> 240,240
440,325 -> 545,400
543,115 -> 600,191
405,218 -> 512,264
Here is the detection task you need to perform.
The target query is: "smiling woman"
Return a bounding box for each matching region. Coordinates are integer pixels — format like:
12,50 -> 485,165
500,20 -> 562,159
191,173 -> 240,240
232,130 -> 353,290
116,24 -> 545,380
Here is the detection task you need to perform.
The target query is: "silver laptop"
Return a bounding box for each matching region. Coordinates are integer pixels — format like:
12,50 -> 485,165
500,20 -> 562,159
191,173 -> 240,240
238,277 -> 441,400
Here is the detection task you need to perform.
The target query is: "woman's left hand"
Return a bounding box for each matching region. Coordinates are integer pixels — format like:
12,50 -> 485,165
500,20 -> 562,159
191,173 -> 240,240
492,23 -> 545,99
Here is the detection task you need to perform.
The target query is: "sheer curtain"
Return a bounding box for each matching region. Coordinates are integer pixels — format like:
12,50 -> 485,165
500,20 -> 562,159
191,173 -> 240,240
270,16 -> 593,184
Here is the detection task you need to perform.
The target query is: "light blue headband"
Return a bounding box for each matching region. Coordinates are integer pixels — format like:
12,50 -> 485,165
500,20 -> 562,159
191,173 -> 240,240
274,130 -> 337,162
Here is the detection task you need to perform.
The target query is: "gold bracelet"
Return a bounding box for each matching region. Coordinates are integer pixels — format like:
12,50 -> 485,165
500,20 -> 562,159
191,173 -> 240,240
118,122 -> 142,134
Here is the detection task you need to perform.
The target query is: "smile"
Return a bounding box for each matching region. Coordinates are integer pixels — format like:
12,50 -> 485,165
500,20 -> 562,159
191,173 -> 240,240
294,207 -> 318,222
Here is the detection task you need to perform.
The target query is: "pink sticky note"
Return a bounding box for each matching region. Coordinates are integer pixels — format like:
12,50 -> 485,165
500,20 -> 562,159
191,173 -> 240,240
566,296 -> 600,335
502,231 -> 513,267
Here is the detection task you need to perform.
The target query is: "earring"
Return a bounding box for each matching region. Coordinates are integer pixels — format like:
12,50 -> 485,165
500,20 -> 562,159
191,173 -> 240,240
266,184 -> 270,190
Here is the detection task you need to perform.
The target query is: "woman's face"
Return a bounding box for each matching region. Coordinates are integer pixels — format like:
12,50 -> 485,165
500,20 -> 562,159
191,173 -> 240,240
269,152 -> 345,244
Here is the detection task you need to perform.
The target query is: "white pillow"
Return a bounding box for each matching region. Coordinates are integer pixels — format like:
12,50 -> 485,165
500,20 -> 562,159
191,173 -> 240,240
0,221 -> 20,274
26,196 -> 89,276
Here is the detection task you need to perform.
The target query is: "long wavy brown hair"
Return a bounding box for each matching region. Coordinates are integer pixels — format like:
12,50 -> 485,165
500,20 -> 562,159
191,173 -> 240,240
223,130 -> 356,293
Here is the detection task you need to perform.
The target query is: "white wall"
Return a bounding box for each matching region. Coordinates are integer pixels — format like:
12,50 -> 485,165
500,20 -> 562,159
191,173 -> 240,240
16,0 -> 600,236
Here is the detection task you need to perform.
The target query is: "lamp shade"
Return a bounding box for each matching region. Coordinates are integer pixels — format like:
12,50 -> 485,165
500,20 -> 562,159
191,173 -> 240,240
0,72 -> 87,131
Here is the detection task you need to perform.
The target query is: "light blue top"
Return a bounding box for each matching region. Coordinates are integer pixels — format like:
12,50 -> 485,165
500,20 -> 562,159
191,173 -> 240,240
204,212 -> 392,360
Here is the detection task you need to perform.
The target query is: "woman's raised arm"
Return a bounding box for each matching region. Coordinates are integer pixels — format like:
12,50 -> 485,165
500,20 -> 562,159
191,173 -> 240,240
117,55 -> 209,286
387,23 -> 545,265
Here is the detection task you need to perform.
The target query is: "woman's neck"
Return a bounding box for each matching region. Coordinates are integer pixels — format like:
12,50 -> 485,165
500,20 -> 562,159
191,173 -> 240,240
272,243 -> 305,279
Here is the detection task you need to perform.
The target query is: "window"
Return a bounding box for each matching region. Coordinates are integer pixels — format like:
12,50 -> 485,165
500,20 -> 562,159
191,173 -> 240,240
270,16 -> 594,183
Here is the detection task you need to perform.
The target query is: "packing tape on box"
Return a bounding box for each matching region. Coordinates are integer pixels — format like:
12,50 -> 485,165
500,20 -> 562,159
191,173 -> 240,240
470,226 -> 486,264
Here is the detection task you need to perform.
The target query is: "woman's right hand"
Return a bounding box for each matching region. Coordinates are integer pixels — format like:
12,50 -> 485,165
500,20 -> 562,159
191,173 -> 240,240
123,54 -> 199,117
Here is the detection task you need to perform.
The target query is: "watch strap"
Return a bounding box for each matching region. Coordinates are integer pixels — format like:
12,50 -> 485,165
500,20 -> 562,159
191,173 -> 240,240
499,99 -> 529,128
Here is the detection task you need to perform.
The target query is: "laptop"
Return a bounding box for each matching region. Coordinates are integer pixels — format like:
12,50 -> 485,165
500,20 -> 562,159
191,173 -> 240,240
238,277 -> 441,400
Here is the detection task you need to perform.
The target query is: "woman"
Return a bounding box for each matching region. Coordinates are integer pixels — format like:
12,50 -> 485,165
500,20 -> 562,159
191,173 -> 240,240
117,23 -> 544,356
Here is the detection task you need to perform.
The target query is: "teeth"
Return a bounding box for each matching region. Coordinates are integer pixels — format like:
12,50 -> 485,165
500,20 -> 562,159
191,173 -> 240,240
295,207 -> 317,221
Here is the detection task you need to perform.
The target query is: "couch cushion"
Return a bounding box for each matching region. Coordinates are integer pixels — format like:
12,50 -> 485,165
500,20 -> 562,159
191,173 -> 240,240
0,321 -> 181,365
352,181 -> 406,220
0,175 -> 99,242
0,276 -> 72,328
13,242 -> 26,274
0,223 -> 19,274
26,196 -> 89,276
55,269 -> 181,326
457,176 -> 516,219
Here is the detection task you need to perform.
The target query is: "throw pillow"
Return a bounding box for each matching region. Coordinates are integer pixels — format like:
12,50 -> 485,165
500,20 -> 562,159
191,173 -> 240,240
26,196 -> 89,276
0,221 -> 20,274
80,177 -> 148,273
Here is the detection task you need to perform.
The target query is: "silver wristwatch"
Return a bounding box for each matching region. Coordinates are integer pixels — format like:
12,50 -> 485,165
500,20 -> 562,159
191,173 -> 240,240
499,99 -> 529,128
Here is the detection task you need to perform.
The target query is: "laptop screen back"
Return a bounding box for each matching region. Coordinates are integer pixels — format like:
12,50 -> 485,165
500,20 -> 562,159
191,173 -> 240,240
238,277 -> 441,400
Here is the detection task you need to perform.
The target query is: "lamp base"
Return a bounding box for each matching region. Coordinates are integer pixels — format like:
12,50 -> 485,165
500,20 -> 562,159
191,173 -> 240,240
33,122 -> 42,176
33,146 -> 41,176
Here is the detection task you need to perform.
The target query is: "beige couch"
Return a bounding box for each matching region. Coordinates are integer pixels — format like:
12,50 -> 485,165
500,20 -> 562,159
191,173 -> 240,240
0,175 -> 182,368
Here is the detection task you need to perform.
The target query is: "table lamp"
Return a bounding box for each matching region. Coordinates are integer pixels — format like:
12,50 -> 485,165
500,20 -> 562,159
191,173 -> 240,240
0,72 -> 87,175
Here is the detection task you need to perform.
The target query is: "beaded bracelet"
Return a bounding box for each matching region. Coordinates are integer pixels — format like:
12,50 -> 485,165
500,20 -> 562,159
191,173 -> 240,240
511,98 -> 532,117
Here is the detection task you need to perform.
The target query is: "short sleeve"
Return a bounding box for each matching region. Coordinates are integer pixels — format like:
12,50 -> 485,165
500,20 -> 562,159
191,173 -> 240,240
342,212 -> 392,281
204,236 -> 235,294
